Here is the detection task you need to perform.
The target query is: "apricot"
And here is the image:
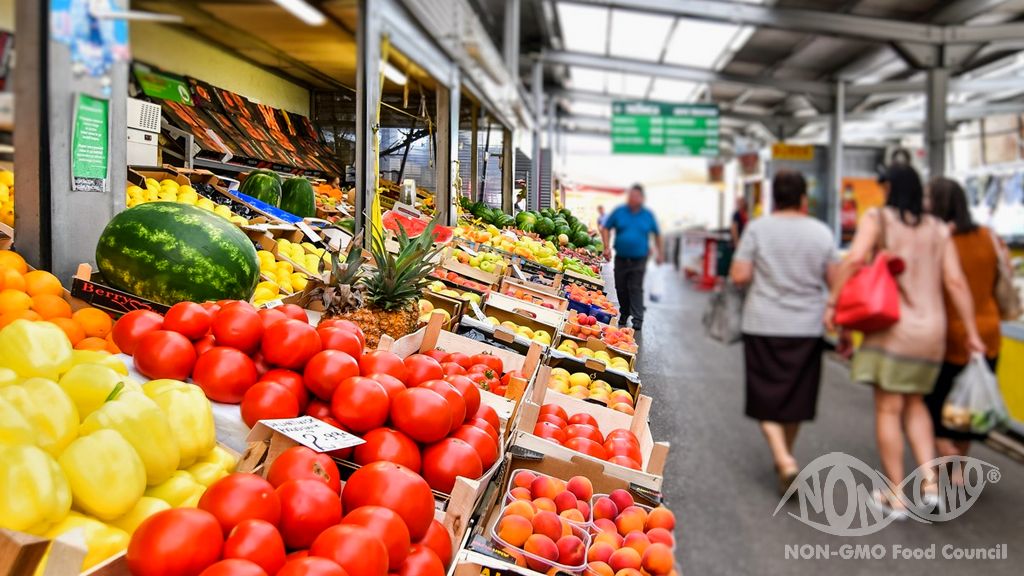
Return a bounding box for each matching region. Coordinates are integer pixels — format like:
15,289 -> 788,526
559,518 -> 573,538
554,491 -> 578,513
623,532 -> 651,555
646,527 -> 675,548
593,518 -> 618,535
503,500 -> 536,520
593,531 -> 624,548
641,543 -> 674,576
556,535 -> 586,566
510,487 -> 532,501
560,509 -> 586,523
530,475 -> 562,500
614,569 -> 643,576
531,511 -> 563,542
533,497 -> 557,513
566,476 -> 594,502
497,514 -> 533,547
608,489 -> 635,512
615,506 -> 648,536
645,506 -> 676,532
587,542 -> 616,564
523,534 -> 558,572
588,561 -> 615,576
513,470 -> 537,490
593,496 -> 619,521
577,500 -> 591,520
608,547 -> 643,572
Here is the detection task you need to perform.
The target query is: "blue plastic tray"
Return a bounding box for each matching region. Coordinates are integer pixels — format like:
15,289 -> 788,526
232,190 -> 303,223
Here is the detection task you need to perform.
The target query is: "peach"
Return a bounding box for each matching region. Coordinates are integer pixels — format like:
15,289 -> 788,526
559,518 -> 573,538
531,511 -> 563,542
593,496 -> 619,521
533,497 -> 557,513
504,500 -> 536,520
615,506 -> 648,536
501,546 -> 528,567
641,543 -> 674,576
610,403 -> 635,415
577,500 -> 591,520
530,476 -> 562,500
608,547 -> 642,572
608,489 -> 634,512
560,508 -> 586,523
588,561 -> 615,576
593,518 -> 618,535
622,532 -> 651,555
511,487 -> 533,500
587,542 -> 616,564
593,531 -> 624,548
523,534 -> 558,571
497,514 -> 533,547
646,527 -> 675,548
556,535 -> 586,566
566,476 -> 594,502
513,470 -> 537,490
614,569 -> 643,576
645,506 -> 676,532
608,390 -> 634,407
554,491 -> 578,513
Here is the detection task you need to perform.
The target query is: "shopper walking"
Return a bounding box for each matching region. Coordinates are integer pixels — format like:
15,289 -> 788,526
601,184 -> 663,330
729,171 -> 838,492
730,196 -> 748,247
923,178 -> 1002,482
825,165 -> 985,515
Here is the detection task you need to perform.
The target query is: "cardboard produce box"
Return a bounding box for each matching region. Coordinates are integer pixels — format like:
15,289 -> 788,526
500,274 -> 564,298
483,291 -> 568,327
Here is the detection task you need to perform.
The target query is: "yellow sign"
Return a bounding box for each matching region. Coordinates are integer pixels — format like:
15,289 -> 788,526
771,143 -> 815,162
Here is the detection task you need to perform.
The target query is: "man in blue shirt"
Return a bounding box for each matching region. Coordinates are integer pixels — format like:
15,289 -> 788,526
600,184 -> 663,330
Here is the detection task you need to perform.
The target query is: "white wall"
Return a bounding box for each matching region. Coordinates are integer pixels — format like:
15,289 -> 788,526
0,0 -> 11,31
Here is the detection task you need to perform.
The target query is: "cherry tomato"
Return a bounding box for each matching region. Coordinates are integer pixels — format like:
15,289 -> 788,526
304,399 -> 332,420
262,319 -> 321,370
198,473 -> 281,535
133,330 -> 197,380
366,372 -> 407,401
354,427 -> 422,472
330,376 -> 389,433
241,381 -> 300,428
193,347 -> 258,404
341,461 -> 436,541
127,509 -> 223,576
473,404 -> 500,432
418,380 -> 466,435
443,375 -> 480,422
469,353 -> 503,373
259,368 -> 309,410
390,388 -> 452,444
276,479 -> 343,550
318,319 -> 365,349
316,326 -> 363,358
267,446 -> 341,493
341,505 -> 411,570
441,352 -> 471,369
257,308 -> 288,329
194,334 -> 217,357
359,350 -> 407,383
416,520 -> 453,568
466,417 -> 500,445
398,545 -> 445,576
451,424 -> 499,470
422,349 -> 447,362
212,308 -> 264,354
112,310 -> 163,355
309,524 -> 388,576
276,557 -> 347,576
276,304 -> 308,322
198,559 -> 266,576
223,519 -> 286,575
304,350 -> 359,400
163,301 -> 213,340
421,438 -> 482,493
403,354 -> 443,387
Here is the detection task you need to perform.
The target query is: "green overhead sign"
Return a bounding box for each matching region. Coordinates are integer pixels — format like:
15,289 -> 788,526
134,68 -> 193,105
611,101 -> 720,157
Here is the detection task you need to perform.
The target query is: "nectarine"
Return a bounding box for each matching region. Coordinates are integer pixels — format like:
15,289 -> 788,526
588,561 -> 615,576
497,514 -> 533,547
555,535 -> 586,566
523,534 -> 558,572
533,497 -> 557,513
646,527 -> 675,548
608,547 -> 643,572
531,511 -> 563,542
646,506 -> 676,532
510,487 -> 532,501
641,543 -> 674,576
530,475 -> 563,500
513,470 -> 537,490
622,532 -> 651,555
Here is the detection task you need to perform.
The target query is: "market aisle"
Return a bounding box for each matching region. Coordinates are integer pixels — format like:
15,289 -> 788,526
617,267 -> 1022,576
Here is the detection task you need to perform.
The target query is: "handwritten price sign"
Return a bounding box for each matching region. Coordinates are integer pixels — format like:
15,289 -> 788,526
260,415 -> 365,452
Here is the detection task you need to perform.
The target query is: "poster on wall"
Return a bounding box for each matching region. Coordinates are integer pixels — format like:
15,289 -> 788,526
840,177 -> 886,244
71,93 -> 109,193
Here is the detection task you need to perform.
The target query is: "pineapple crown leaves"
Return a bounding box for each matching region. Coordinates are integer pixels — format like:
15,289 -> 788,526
300,229 -> 367,315
364,214 -> 446,311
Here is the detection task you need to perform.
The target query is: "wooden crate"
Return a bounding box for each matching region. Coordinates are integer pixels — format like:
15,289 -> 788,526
483,292 -> 568,326
499,276 -> 566,304
0,222 -> 13,250
479,303 -> 559,349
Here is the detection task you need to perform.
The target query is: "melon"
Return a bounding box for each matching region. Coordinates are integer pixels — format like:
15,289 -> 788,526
280,177 -> 316,218
240,172 -> 282,207
95,202 -> 261,305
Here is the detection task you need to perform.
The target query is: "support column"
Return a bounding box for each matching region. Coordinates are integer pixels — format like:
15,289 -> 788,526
504,0 -> 521,88
502,128 -> 514,214
926,68 -> 950,178
828,81 -> 845,244
435,79 -> 459,226
531,60 -> 543,212
355,0 -> 381,239
470,104 -> 479,203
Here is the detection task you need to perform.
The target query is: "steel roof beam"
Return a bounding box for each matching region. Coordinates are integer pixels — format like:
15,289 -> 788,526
846,74 -> 1024,95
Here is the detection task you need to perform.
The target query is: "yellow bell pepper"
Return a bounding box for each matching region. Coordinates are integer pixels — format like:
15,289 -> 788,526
0,367 -> 18,386
0,444 -> 71,534
0,395 -> 37,446
58,363 -> 126,420
198,444 -> 238,473
42,512 -> 130,571
142,379 -> 215,468
185,461 -> 228,487
58,429 -> 145,520
0,320 -> 72,380
79,385 -> 180,485
108,496 -> 170,533
0,378 -> 78,455
70,349 -> 129,376
144,470 -> 204,507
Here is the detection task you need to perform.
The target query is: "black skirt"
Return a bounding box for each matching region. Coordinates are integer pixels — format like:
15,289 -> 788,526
743,334 -> 824,422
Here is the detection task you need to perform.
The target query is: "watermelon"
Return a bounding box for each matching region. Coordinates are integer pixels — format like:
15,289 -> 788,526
250,169 -> 282,184
240,172 -> 282,207
555,224 -> 572,238
535,217 -> 555,236
280,178 -> 316,217
95,202 -> 261,305
572,230 -> 591,247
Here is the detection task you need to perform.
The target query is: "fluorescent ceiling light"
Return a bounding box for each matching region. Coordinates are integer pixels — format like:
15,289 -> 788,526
557,3 -> 608,55
382,62 -> 408,86
272,0 -> 326,26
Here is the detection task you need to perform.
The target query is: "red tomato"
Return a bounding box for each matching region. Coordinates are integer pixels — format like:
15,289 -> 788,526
276,557 -> 347,576
305,399 -> 332,420
198,473 -> 281,535
219,300 -> 256,313
262,319 -> 322,370
267,446 -> 341,493
319,319 -> 366,349
202,301 -> 222,314
608,455 -> 642,470
304,350 -> 359,400
466,417 -> 500,445
330,376 -> 389,433
359,350 -> 407,383
198,559 -> 266,576
390,388 -> 452,444
537,413 -> 567,428
422,349 -> 447,362
472,404 -> 500,432
251,352 -> 271,378
127,509 -> 223,576
276,479 -> 343,550
466,371 -> 497,393
194,334 -> 217,357
193,347 -> 258,404
212,308 -> 264,354
309,524 -> 388,576
241,381 -> 300,428
398,545 -> 445,576
223,519 -> 286,575
416,520 -> 453,568
443,375 -> 480,422
451,425 -> 498,470
162,302 -> 213,340
533,421 -> 567,444
403,354 -> 443,387
440,362 -> 466,376
341,505 -> 411,570
276,304 -> 308,322
469,353 -> 503,373
421,438 -> 482,493
341,461 -> 436,541
316,326 -> 363,358
112,310 -> 164,355
440,352 -> 471,369
564,436 -> 608,460
565,423 -> 604,444
567,413 -> 599,428
605,429 -> 640,445
538,404 -> 569,422
260,369 -> 309,411
354,427 -> 422,472
256,308 -> 288,329
367,372 -> 407,401
418,380 -> 466,435
604,438 -> 643,463
133,330 -> 197,380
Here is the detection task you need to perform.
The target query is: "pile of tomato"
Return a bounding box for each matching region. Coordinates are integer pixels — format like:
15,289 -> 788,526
417,347 -> 525,397
128,446 -> 452,576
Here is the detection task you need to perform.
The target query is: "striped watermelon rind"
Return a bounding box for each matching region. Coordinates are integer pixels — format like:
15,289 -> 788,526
95,202 -> 261,305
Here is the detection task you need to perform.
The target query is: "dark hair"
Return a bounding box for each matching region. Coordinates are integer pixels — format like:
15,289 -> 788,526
629,184 -> 644,196
771,170 -> 806,210
929,177 -> 977,235
884,164 -> 924,226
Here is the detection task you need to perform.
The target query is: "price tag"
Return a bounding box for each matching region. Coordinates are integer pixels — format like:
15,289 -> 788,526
460,244 -> 479,257
262,299 -> 284,309
259,416 -> 365,452
470,301 -> 488,322
296,221 -> 324,244
512,264 -> 527,281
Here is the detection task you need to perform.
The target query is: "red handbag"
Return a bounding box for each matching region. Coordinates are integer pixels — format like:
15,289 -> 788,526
834,210 -> 902,332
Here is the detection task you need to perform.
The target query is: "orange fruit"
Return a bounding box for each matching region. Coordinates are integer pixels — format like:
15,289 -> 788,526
0,268 -> 25,292
0,289 -> 32,314
0,250 -> 28,274
0,309 -> 41,329
72,307 -> 113,338
50,317 -> 85,345
23,270 -> 63,297
31,294 -> 72,319
104,332 -> 120,354
75,336 -> 108,351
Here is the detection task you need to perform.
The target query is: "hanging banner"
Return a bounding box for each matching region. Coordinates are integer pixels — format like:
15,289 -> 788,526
133,66 -> 193,105
771,143 -> 815,162
71,93 -> 109,193
611,101 -> 720,157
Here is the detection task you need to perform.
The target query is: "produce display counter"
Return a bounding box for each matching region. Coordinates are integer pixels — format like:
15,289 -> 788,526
998,321 -> 1024,432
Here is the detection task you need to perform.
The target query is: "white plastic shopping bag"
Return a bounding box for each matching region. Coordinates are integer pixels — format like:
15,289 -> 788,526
648,263 -> 671,303
942,355 -> 1010,435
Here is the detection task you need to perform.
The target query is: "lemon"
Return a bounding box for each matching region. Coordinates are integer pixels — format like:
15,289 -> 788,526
143,189 -> 159,202
276,260 -> 294,274
256,280 -> 280,295
253,287 -> 277,301
213,205 -> 233,218
290,273 -> 308,291
127,185 -> 144,196
0,170 -> 13,187
230,216 -> 248,225
257,250 -> 276,265
159,179 -> 180,189
277,239 -> 291,249
568,372 -> 591,388
177,191 -> 199,204
196,198 -> 215,210
178,185 -> 195,195
300,242 -> 317,253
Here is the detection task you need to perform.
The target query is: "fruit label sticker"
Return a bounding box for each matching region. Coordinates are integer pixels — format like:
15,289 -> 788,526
252,415 -> 365,453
